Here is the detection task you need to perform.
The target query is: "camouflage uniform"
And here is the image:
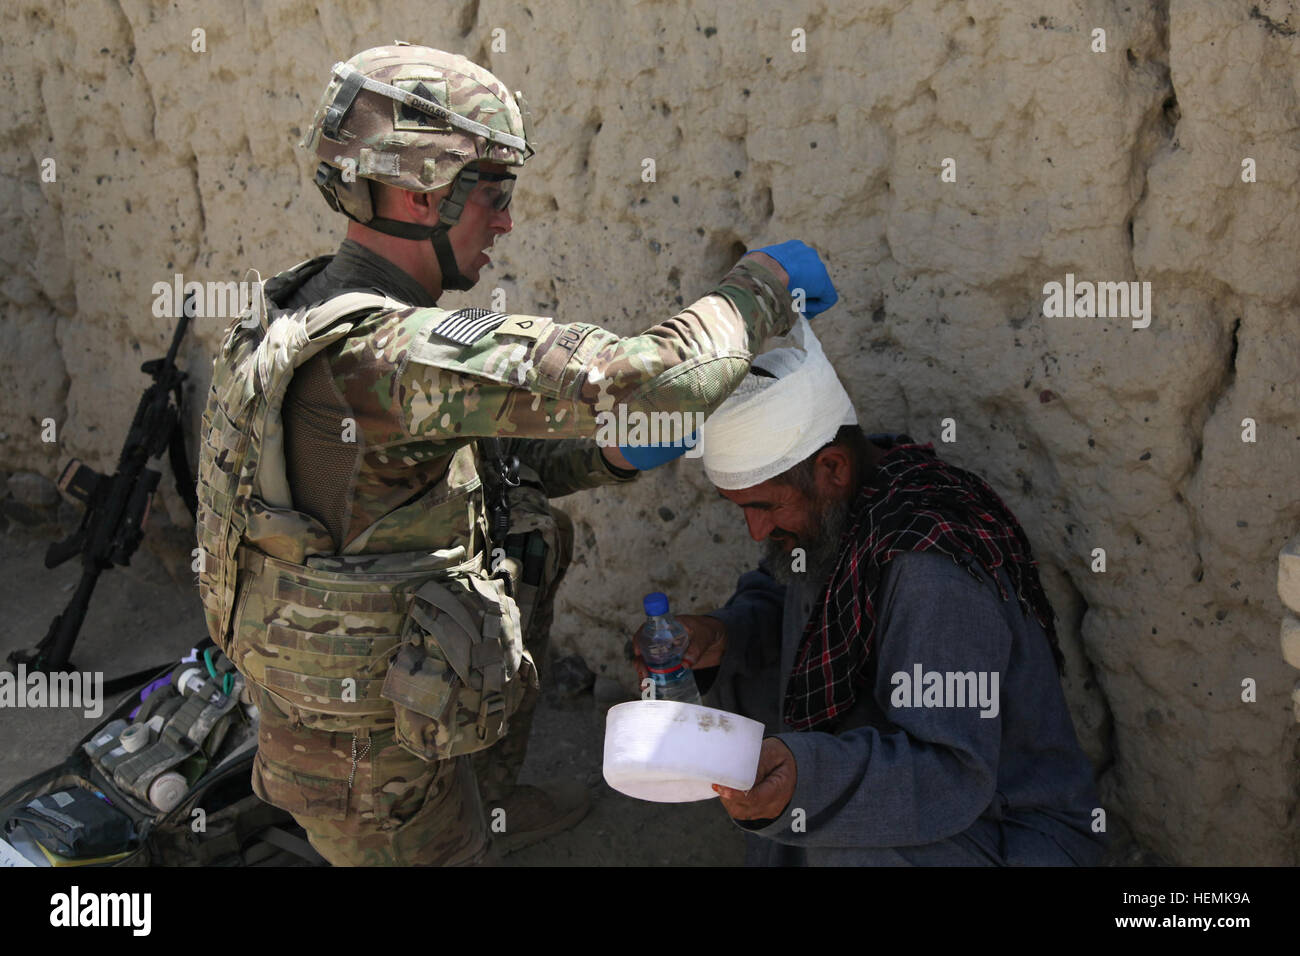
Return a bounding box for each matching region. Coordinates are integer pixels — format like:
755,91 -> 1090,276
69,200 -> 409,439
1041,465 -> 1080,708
194,45 -> 798,866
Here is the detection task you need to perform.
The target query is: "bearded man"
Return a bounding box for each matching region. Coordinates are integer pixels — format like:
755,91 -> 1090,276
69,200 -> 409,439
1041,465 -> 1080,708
664,319 -> 1106,866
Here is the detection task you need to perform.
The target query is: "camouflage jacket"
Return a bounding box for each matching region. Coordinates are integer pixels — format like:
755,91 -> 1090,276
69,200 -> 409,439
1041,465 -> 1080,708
194,242 -> 795,724
262,244 -> 795,559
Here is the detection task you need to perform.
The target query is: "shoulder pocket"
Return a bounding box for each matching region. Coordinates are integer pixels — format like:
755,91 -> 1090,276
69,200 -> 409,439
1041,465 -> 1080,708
405,309 -> 535,387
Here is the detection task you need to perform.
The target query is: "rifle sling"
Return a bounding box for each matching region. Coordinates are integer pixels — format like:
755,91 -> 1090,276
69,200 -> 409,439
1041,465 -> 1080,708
166,410 -> 197,519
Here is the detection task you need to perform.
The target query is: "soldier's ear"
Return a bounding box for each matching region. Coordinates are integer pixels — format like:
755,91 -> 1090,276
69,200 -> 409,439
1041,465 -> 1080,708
377,183 -> 442,225
405,187 -> 440,224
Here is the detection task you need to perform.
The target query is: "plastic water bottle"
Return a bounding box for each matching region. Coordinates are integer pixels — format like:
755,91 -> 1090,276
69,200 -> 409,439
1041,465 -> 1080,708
638,592 -> 701,704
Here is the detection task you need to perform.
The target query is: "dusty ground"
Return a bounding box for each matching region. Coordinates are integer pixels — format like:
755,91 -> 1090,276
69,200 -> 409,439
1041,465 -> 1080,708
0,522 -> 742,866
0,518 -> 1154,867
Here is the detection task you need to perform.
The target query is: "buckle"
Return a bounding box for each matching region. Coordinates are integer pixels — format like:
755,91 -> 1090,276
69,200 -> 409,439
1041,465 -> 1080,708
313,163 -> 344,215
475,691 -> 507,740
498,453 -> 520,489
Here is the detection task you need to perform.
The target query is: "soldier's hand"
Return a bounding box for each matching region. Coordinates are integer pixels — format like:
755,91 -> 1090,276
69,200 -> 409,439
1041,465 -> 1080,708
750,240 -> 838,317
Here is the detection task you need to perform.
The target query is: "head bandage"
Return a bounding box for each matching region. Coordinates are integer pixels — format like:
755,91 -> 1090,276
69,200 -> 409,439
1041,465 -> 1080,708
701,316 -> 857,489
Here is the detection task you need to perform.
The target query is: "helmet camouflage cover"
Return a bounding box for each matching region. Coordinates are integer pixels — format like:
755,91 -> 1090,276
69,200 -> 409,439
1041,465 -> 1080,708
302,42 -> 533,221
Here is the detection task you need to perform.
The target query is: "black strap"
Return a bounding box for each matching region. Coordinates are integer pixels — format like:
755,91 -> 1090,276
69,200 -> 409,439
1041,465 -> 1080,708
322,68 -> 366,140
437,165 -> 479,227
256,825 -> 327,864
359,216 -> 471,292
317,164 -> 482,292
431,230 -> 474,292
479,439 -> 519,577
430,167 -> 480,292
364,217 -> 439,241
166,389 -> 197,519
102,662 -> 177,697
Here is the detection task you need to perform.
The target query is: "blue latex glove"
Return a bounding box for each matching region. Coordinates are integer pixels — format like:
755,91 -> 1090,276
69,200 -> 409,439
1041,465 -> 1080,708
753,240 -> 838,317
618,433 -> 699,471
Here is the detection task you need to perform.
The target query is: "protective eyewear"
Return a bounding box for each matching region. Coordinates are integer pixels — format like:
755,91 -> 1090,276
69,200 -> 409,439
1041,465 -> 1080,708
466,171 -> 517,212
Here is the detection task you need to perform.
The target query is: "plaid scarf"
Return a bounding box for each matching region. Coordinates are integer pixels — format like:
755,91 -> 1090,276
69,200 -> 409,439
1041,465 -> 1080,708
783,440 -> 1060,732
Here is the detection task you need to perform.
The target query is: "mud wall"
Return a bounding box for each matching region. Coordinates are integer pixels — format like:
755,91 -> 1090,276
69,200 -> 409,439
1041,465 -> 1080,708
2,0 -> 1297,864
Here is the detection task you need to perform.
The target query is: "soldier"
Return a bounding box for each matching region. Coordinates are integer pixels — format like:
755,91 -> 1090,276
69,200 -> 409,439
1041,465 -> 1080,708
195,43 -> 837,865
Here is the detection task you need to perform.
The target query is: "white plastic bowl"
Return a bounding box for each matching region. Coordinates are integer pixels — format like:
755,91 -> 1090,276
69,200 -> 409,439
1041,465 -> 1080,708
602,699 -> 764,802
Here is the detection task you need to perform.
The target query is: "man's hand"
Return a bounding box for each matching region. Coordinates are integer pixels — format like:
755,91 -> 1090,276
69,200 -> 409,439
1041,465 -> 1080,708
679,614 -> 727,670
714,737 -> 797,821
629,613 -> 728,682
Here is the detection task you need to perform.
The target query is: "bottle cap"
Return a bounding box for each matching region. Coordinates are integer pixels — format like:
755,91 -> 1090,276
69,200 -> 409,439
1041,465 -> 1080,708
643,592 -> 669,616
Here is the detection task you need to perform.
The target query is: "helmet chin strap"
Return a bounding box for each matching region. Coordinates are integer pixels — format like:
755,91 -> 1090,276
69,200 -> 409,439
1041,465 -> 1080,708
431,229 -> 474,292
356,216 -> 475,292
360,166 -> 483,293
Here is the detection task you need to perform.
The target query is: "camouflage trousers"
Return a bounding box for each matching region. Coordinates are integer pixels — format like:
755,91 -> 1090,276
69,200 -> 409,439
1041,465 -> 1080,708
248,509 -> 572,866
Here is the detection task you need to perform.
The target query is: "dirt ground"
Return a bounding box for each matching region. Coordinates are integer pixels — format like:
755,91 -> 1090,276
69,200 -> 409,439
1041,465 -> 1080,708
1,518 -> 1153,867
0,523 -> 743,866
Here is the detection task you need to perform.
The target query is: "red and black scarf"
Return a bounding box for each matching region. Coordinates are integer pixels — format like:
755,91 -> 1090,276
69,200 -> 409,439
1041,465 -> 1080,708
783,440 -> 1060,732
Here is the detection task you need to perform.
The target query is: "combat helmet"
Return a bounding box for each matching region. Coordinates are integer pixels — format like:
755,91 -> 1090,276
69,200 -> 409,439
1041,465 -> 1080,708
302,42 -> 534,290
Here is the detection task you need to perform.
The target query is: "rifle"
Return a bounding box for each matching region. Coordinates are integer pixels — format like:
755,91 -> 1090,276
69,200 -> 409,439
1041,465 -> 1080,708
7,293 -> 199,689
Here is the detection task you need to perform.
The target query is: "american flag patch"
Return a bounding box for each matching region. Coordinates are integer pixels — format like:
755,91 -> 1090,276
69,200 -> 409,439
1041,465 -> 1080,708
429,309 -> 511,346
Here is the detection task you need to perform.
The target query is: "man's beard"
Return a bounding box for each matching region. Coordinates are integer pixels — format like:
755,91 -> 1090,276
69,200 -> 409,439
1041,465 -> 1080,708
762,490 -> 853,593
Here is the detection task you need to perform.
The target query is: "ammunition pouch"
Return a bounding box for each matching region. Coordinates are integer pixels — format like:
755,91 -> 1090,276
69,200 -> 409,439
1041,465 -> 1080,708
383,573 -> 536,761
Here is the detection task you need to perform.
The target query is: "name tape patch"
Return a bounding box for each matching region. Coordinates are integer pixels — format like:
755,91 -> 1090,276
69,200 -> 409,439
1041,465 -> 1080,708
537,322 -> 597,383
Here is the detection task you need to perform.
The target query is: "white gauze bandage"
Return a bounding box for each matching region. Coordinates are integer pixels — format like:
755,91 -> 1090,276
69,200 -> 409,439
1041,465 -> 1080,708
700,316 -> 857,489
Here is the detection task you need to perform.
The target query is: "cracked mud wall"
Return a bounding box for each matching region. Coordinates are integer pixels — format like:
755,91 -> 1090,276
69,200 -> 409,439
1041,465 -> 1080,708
1,0 -> 1296,865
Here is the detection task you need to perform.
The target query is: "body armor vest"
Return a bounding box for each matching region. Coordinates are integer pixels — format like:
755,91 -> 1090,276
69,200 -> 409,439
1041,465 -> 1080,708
195,260 -> 534,758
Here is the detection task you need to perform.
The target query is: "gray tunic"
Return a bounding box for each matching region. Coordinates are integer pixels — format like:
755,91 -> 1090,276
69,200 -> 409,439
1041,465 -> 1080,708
705,549 -> 1107,866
